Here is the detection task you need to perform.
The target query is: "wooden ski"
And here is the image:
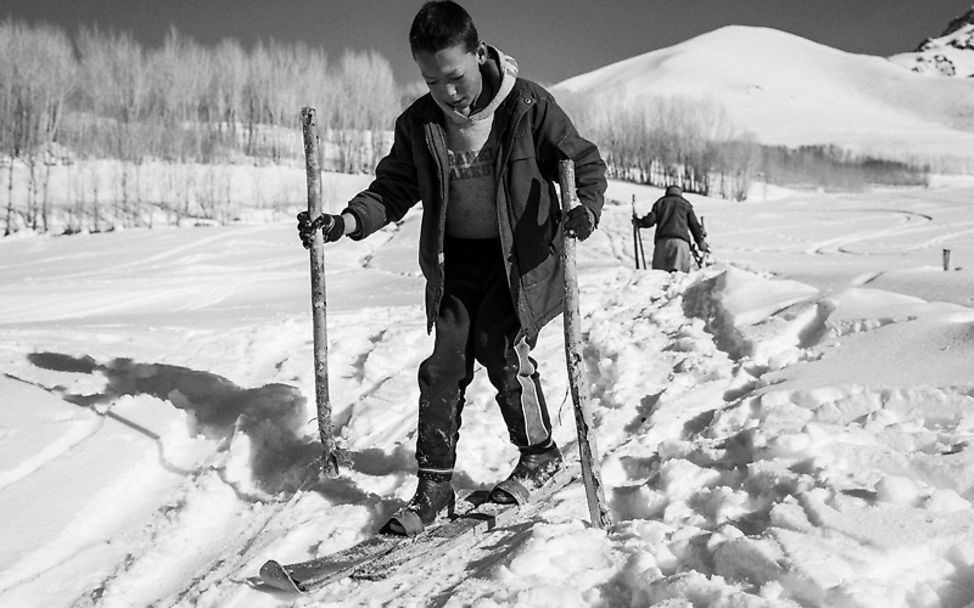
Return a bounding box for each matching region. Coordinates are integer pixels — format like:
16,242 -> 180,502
257,463 -> 581,592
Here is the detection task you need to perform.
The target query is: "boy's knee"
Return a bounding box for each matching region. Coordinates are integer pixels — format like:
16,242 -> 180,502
418,351 -> 466,387
418,357 -> 439,386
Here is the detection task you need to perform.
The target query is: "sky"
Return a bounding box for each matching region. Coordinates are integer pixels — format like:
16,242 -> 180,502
4,0 -> 970,86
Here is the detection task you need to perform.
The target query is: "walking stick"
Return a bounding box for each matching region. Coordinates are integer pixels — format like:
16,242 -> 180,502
631,196 -> 640,270
558,160 -> 611,529
631,194 -> 647,270
698,216 -> 711,267
301,106 -> 344,477
638,231 -> 647,269
638,224 -> 647,269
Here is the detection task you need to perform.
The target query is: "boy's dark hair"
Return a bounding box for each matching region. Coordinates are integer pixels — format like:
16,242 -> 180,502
409,1 -> 479,55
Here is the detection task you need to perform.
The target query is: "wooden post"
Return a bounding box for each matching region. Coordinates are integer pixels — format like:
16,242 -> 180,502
558,160 -> 611,529
302,106 -> 342,477
943,248 -> 951,272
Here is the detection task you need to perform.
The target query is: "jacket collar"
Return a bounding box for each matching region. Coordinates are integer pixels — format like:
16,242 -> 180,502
433,45 -> 519,125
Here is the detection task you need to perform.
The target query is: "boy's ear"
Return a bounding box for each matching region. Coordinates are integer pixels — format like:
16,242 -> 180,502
475,41 -> 488,65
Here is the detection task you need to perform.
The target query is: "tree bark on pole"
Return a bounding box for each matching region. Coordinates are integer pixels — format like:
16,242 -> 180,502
301,106 -> 342,477
558,159 -> 612,529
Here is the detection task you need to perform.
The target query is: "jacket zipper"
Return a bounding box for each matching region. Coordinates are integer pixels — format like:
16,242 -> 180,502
497,98 -> 533,330
425,120 -> 450,330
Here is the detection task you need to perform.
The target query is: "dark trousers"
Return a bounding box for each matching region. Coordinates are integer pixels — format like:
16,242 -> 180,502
416,238 -> 553,479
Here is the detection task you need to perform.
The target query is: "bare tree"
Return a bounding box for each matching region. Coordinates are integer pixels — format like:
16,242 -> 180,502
330,50 -> 399,172
0,20 -> 424,234
0,19 -> 75,234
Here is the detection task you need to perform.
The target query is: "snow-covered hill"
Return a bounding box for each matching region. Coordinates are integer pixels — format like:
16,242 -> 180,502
2,175 -> 974,607
890,5 -> 974,77
552,26 -> 974,161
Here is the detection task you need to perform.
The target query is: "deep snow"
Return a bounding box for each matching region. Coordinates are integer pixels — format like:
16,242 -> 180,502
2,173 -> 974,607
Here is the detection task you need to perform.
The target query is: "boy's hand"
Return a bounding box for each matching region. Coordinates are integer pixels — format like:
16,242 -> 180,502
297,211 -> 345,249
565,206 -> 595,241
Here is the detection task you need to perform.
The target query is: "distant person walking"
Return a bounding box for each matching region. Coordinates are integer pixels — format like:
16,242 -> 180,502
633,185 -> 709,272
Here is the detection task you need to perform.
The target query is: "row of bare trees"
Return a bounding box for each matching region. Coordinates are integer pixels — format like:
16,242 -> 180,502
562,92 -> 932,200
562,93 -> 756,200
758,145 -> 928,192
1,18 -> 403,234
0,21 -> 401,163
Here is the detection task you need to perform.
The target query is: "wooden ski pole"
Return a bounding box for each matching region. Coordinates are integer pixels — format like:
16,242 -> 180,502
558,159 -> 611,529
638,230 -> 647,269
700,216 -> 711,267
301,106 -> 343,477
631,195 -> 640,270
632,194 -> 647,270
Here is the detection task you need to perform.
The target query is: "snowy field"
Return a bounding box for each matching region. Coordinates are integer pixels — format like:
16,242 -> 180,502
2,175 -> 974,608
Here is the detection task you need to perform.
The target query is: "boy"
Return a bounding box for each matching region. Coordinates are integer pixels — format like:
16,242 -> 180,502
298,0 -> 606,535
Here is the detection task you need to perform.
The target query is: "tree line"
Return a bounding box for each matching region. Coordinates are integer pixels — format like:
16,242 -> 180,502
757,145 -> 928,192
561,92 -> 757,200
1,18 -> 404,234
560,92 -> 930,200
1,19 -> 401,165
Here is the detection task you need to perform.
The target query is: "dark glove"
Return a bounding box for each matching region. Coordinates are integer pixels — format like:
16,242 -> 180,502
565,206 -> 596,241
297,211 -> 345,249
698,240 -> 711,254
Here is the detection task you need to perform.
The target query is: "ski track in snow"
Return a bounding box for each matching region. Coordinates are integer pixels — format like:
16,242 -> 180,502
2,186 -> 974,607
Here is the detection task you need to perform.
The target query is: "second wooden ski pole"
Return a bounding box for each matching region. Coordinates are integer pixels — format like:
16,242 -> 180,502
631,194 -> 647,270
558,159 -> 611,529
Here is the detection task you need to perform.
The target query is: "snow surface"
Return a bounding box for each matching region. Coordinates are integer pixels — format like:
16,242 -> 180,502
2,173 -> 974,607
553,26 -> 974,164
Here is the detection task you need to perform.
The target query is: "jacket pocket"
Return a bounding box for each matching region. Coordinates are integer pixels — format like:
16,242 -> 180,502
508,132 -> 537,163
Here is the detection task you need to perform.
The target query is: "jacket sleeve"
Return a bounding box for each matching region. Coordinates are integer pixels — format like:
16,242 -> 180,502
637,200 -> 660,228
342,111 -> 422,240
533,92 -> 607,226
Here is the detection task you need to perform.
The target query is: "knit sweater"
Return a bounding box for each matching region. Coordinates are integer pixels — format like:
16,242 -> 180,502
435,48 -> 518,238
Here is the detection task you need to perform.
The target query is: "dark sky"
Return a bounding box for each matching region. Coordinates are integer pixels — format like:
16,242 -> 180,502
3,0 -> 968,86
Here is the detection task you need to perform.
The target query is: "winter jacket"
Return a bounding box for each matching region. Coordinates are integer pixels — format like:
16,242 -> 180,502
343,71 -> 606,340
637,186 -> 706,246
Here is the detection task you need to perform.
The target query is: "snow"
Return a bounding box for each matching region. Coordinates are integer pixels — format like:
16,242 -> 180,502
2,169 -> 974,607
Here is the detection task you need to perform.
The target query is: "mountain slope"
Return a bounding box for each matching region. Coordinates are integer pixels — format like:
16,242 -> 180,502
553,25 -> 974,160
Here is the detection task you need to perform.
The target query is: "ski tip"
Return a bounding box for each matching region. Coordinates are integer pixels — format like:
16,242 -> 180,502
258,559 -> 304,593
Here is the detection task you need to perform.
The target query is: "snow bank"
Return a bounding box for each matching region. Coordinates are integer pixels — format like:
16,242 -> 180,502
2,180 -> 974,607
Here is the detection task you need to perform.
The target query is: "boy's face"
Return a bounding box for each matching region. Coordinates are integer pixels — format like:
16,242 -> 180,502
414,42 -> 487,117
